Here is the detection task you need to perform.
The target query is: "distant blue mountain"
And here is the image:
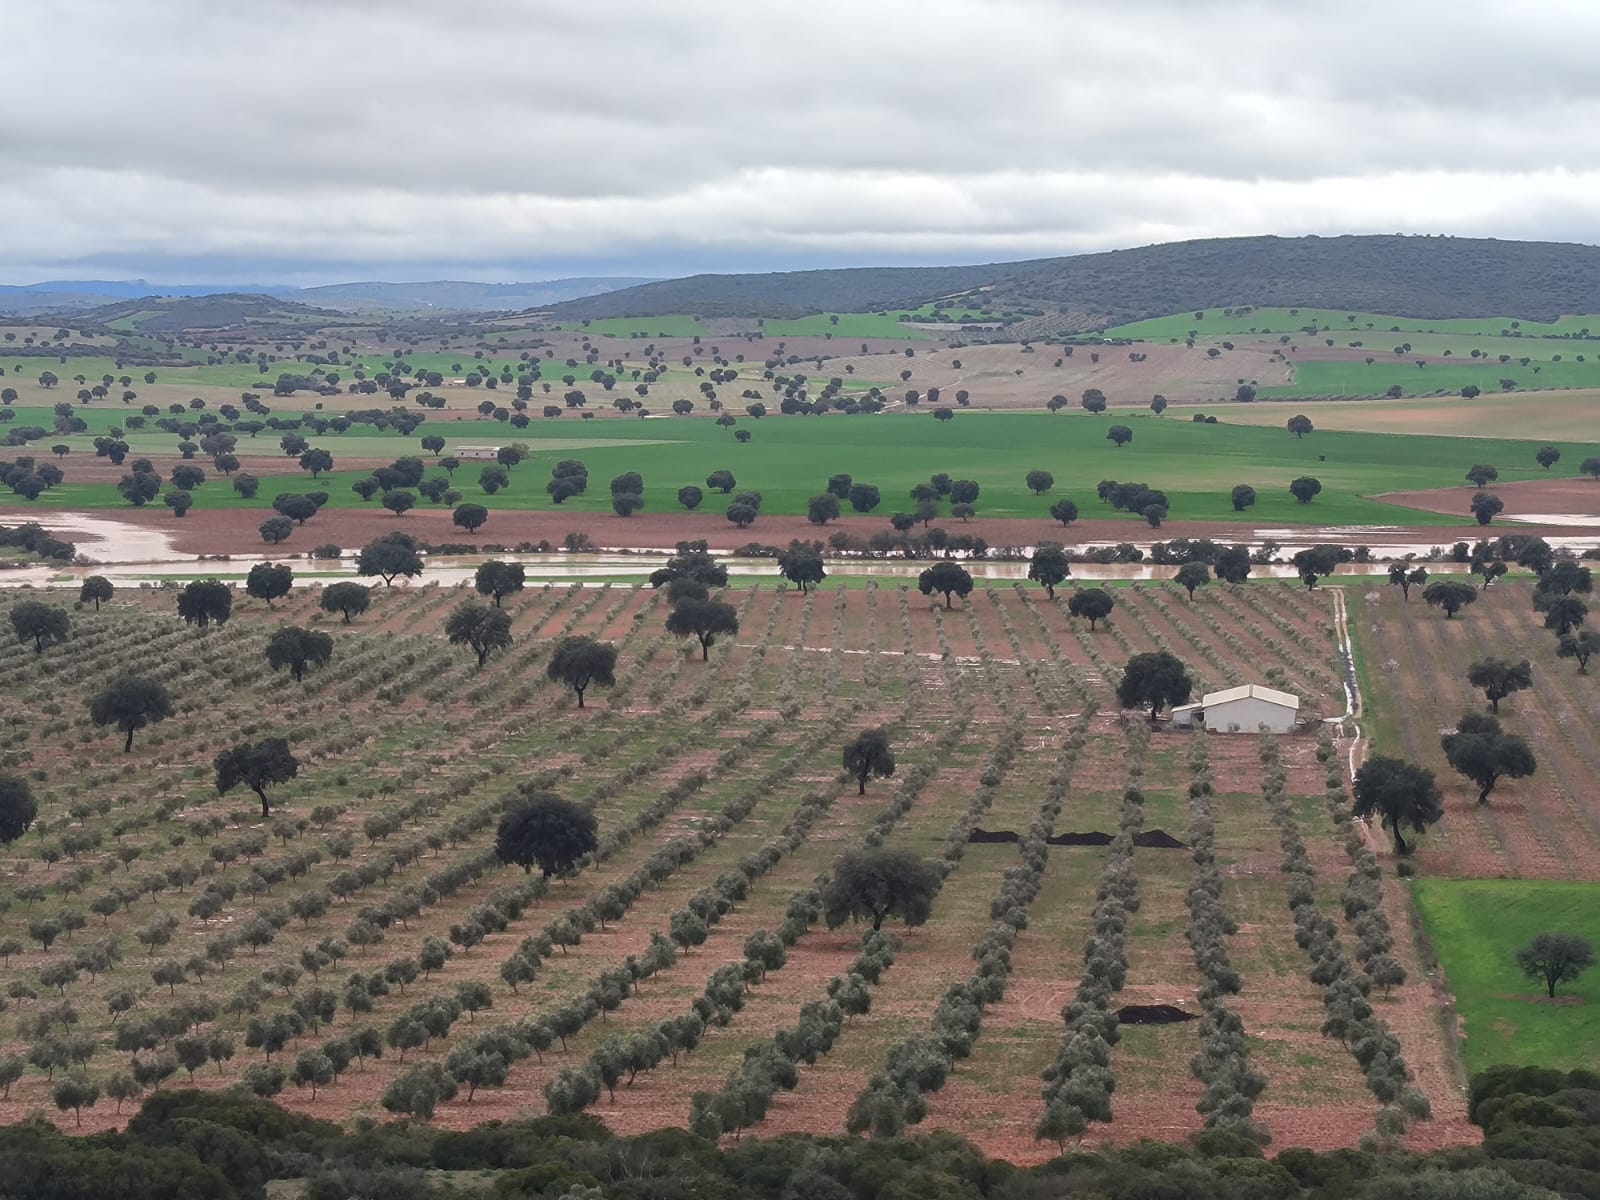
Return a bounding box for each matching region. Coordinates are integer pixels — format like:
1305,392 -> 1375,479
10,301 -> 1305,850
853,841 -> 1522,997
0,277 -> 658,316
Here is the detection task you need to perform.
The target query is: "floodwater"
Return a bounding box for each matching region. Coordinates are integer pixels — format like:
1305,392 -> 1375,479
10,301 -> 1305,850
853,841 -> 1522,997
0,511 -> 1590,590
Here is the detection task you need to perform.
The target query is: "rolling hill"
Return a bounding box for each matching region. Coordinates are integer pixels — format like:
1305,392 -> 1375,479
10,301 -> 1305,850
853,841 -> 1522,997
543,234 -> 1600,329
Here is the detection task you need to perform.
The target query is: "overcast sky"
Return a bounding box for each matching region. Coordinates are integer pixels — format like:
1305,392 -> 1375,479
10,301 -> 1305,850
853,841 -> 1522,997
8,0 -> 1600,285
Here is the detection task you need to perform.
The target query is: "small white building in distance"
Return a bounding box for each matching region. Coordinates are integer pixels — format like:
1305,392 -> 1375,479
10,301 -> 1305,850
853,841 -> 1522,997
455,445 -> 502,460
1170,684 -> 1300,733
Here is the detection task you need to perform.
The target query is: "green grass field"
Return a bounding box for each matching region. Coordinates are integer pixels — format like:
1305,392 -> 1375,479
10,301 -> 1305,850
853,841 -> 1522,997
1108,307 -> 1600,341
1259,359 -> 1600,399
13,407 -> 1600,524
1214,392 -> 1600,442
1412,878 -> 1600,1072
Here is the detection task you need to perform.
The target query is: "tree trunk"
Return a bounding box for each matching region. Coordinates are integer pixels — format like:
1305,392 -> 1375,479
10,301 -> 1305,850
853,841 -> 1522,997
575,686 -> 586,708
1391,823 -> 1410,855
1548,975 -> 1558,999
700,639 -> 710,661
255,788 -> 270,818
1489,696 -> 1499,712
943,594 -> 952,610
857,776 -> 866,796
124,725 -> 135,753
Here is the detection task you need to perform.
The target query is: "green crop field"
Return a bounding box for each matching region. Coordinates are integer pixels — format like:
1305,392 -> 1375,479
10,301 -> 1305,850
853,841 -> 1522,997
1108,307 -> 1600,341
1259,359 -> 1600,399
1413,879 -> 1600,1073
15,408 -> 1600,524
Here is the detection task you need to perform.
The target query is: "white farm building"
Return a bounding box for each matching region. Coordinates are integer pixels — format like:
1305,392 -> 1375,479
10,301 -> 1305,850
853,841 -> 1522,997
1170,684 -> 1300,733
455,445 -> 503,460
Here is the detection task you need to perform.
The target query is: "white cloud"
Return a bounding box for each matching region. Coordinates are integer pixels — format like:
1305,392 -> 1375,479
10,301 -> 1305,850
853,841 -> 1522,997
6,0 -> 1600,280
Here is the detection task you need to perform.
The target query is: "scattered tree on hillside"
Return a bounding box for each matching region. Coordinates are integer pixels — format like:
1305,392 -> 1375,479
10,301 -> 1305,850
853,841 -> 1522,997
918,560 -> 973,609
245,562 -> 293,607
1116,650 -> 1193,720
1442,712 -> 1536,805
88,674 -> 173,752
1537,446 -> 1561,470
79,576 -> 113,611
1388,563 -> 1428,601
807,494 -> 841,526
1025,469 -> 1054,495
1352,756 -> 1443,855
1466,657 -> 1532,713
1175,562 -> 1211,600
0,773 -> 37,844
1471,493 -> 1504,526
545,635 -> 617,708
666,597 -> 740,661
474,561 -> 525,608
1028,544 -> 1071,598
1069,587 -> 1115,629
495,792 -> 597,878
357,534 -> 424,587
445,603 -> 513,668
821,848 -> 939,931
1538,594 -> 1588,636
453,503 -> 489,533
1516,933 -> 1596,999
10,601 -> 69,654
1288,476 -> 1322,504
265,626 -> 333,683
778,542 -> 826,593
1287,415 -> 1314,438
177,580 -> 232,627
706,469 -> 737,494
1557,630 -> 1600,673
1049,498 -> 1079,526
1106,424 -> 1133,447
848,483 -> 881,513
1230,484 -> 1256,512
215,738 -> 299,819
321,581 -> 371,623
677,485 -> 704,511
1423,580 -> 1477,618
842,729 -> 895,795
1466,464 -> 1499,488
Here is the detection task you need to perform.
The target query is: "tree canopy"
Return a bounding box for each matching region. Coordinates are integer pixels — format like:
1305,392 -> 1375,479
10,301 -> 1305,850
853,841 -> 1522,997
79,576 -> 113,611
1465,657 -> 1532,713
89,674 -> 174,752
215,737 -> 299,818
1028,544 -> 1071,598
474,561 -> 526,608
1423,580 -> 1477,618
666,596 -> 740,661
546,635 -> 618,708
0,772 -> 37,844
495,792 -> 597,878
1442,712 -> 1536,805
821,848 -> 940,931
1116,650 -> 1194,720
321,582 -> 371,624
1068,587 -> 1115,629
1352,755 -> 1443,855
176,580 -> 232,627
265,626 -> 334,683
445,603 -> 513,668
1175,561 -> 1211,599
357,534 -> 424,587
1516,933 -> 1596,999
842,729 -> 896,795
777,542 -> 826,594
918,560 -> 973,609
245,563 -> 293,607
10,601 -> 69,654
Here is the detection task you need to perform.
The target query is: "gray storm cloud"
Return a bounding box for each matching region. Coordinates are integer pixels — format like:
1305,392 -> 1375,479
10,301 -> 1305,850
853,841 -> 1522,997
6,0 -> 1600,281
